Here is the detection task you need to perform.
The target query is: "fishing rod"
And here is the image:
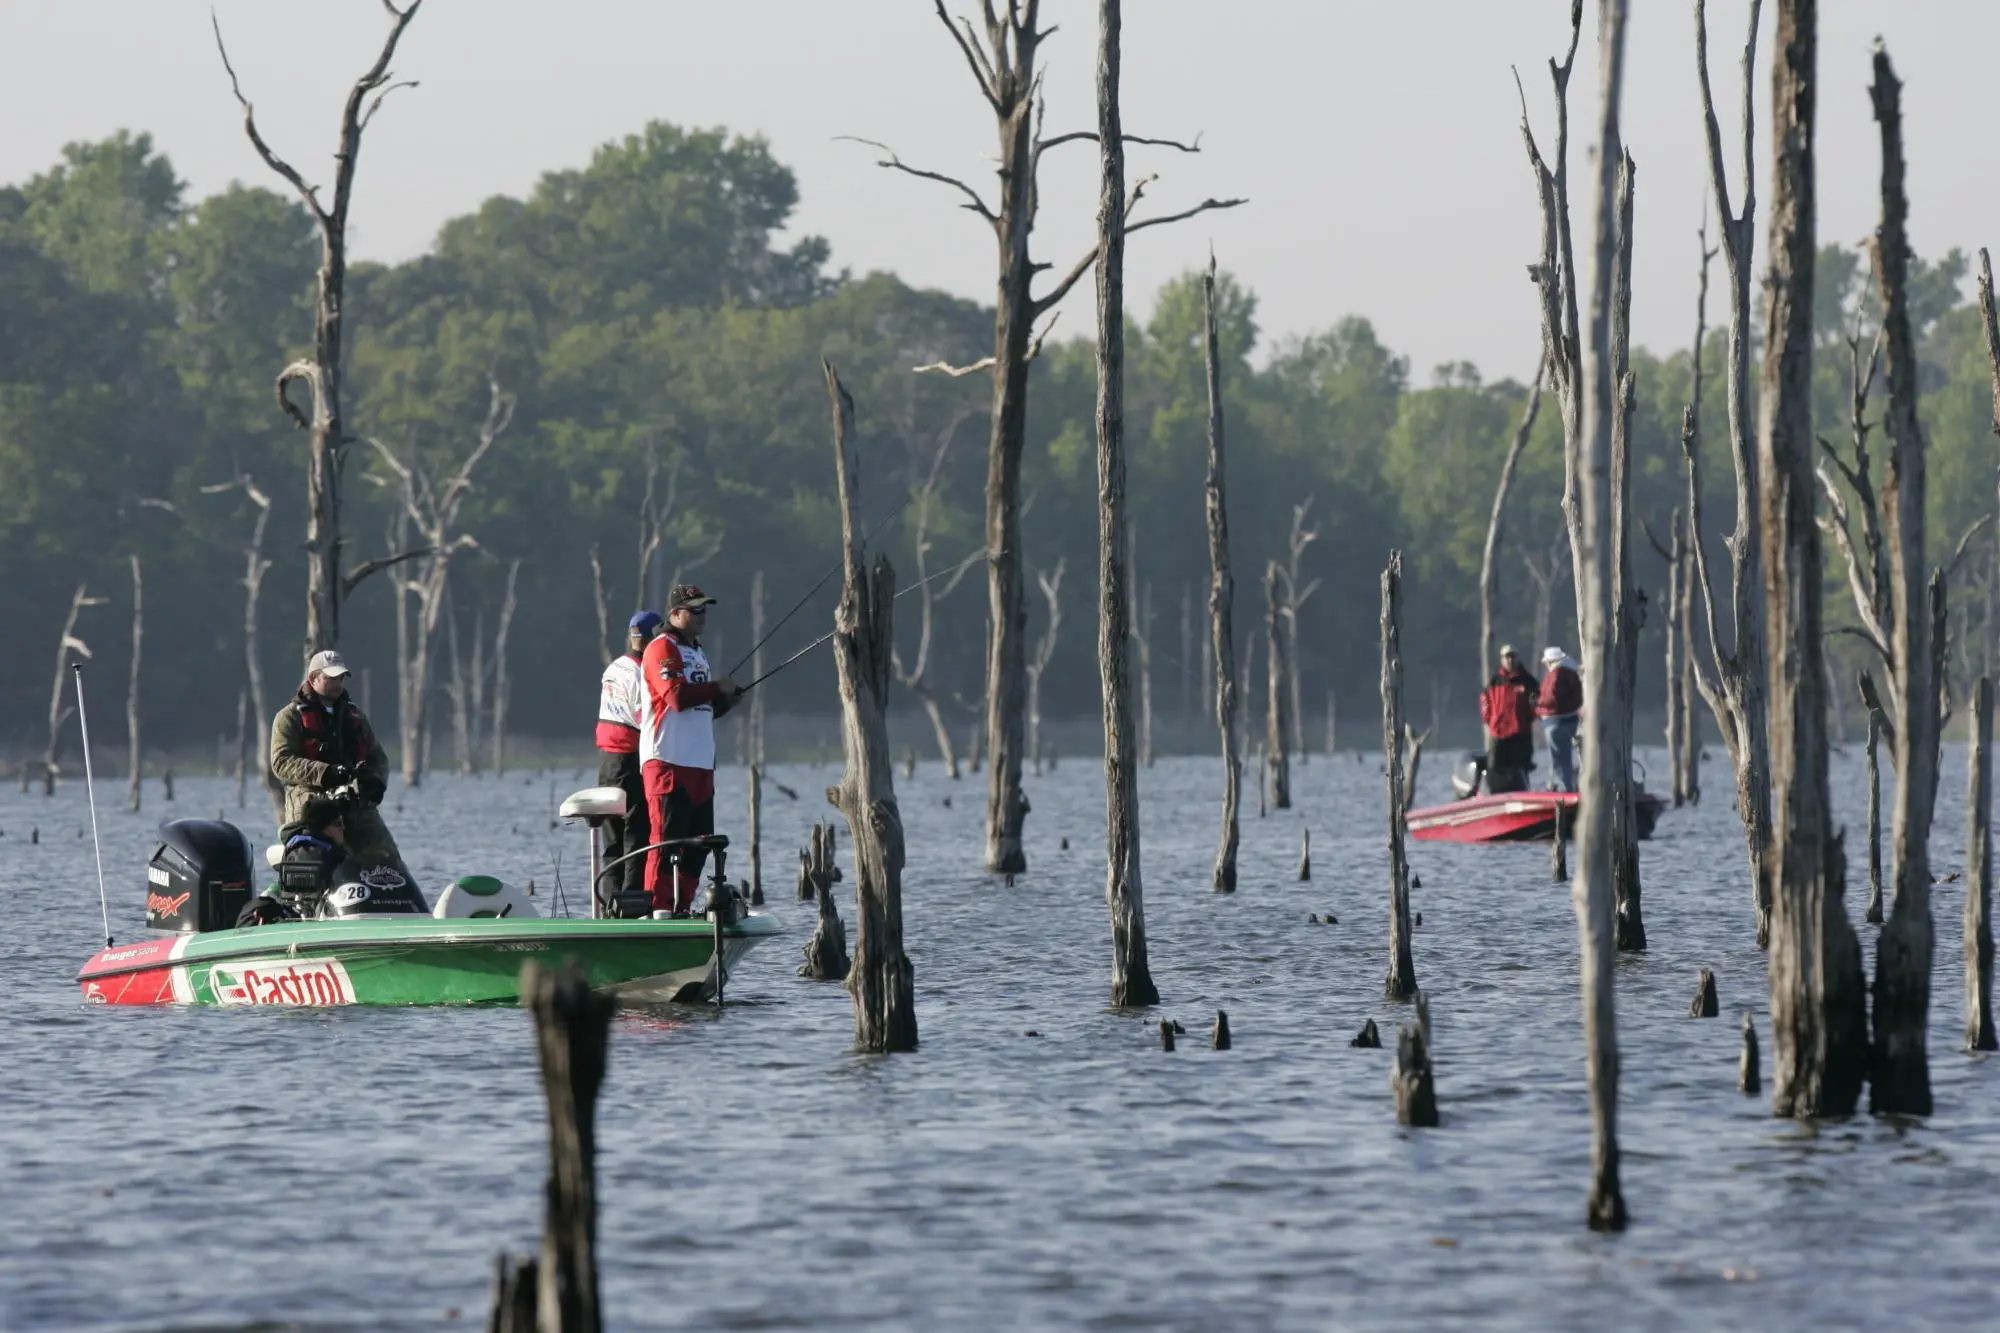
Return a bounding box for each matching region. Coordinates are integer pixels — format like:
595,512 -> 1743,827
736,551 -> 995,693
74,664 -> 113,948
726,490 -> 919,677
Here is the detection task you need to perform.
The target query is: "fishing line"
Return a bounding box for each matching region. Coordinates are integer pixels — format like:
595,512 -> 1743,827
726,490 -> 920,677
737,552 -> 996,693
73,664 -> 113,948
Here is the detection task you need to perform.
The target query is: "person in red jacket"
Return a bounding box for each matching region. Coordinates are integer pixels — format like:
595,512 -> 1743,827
1536,646 -> 1584,792
639,585 -> 743,914
1479,645 -> 1540,793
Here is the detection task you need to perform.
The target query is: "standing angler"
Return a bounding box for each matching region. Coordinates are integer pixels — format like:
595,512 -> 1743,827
640,585 -> 743,914
596,610 -> 662,904
270,650 -> 413,889
1537,646 -> 1584,794
1479,645 -> 1542,793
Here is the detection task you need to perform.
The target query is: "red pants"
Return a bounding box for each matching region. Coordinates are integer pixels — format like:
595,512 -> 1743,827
642,761 -> 717,913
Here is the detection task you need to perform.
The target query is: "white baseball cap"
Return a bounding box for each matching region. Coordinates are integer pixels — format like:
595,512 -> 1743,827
1542,646 -> 1566,665
306,649 -> 352,678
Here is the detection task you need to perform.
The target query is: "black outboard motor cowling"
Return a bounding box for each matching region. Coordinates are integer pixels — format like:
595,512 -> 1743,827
147,819 -> 254,932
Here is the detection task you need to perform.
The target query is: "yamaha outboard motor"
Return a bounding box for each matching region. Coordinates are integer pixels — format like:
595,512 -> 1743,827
318,865 -> 429,919
147,819 -> 254,932
1452,752 -> 1487,801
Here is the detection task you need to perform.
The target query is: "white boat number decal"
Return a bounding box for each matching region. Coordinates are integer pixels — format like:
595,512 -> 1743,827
211,958 -> 356,1007
147,866 -> 172,887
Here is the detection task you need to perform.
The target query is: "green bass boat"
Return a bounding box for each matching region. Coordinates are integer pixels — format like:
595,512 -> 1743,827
76,786 -> 780,1008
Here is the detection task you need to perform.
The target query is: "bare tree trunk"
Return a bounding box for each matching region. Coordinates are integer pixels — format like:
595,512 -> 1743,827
894,426 -> 976,778
1202,258 -> 1241,894
1179,582 -> 1194,735
1608,151 -> 1645,954
466,601 -> 488,775
1480,361 -> 1547,685
1677,514 -> 1702,803
446,592 -> 472,777
1264,563 -> 1291,810
1382,552 -> 1418,1001
1865,695 -> 1886,922
1574,0 -> 1629,1229
823,363 -> 917,1052
1137,581 -> 1155,767
214,2 -> 422,659
1967,676 -> 1996,1051
1689,0 -> 1776,949
1027,561 -> 1066,772
885,5 -> 1236,876
1278,500 -> 1319,767
1663,514 -> 1687,806
747,762 -> 764,904
234,687 -> 249,808
1760,0 -> 1869,1120
1095,3 -> 1157,1007
589,543 -> 612,664
1869,45 -> 1938,1116
126,555 -> 143,813
749,569 -> 768,768
44,583 -> 101,794
491,558 -> 520,777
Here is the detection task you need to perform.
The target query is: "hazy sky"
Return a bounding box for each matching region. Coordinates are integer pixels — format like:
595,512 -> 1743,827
4,2 -> 1994,382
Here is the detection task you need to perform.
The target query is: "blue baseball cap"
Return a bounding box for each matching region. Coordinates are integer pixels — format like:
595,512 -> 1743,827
629,610 -> 663,634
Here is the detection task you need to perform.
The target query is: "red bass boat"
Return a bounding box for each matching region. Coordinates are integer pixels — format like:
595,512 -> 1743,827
1405,755 -> 1663,843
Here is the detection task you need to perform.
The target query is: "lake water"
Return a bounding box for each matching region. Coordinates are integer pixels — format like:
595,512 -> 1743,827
2,743 -> 1995,1331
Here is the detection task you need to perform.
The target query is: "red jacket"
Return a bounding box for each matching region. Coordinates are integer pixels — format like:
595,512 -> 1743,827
1480,670 -> 1539,740
1537,665 -> 1583,718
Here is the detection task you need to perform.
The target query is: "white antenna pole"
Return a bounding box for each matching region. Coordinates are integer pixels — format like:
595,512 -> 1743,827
73,664 -> 113,947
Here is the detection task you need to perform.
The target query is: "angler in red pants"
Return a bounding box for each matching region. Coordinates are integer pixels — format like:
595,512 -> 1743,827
639,585 -> 743,914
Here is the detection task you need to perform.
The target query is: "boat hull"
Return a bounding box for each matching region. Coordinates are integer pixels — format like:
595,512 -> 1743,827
76,914 -> 782,1008
1405,791 -> 1662,843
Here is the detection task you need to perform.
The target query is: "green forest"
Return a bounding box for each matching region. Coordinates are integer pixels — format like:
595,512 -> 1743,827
3,122 -> 1995,768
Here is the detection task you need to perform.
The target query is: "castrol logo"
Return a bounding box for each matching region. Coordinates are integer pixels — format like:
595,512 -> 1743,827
210,958 -> 356,1007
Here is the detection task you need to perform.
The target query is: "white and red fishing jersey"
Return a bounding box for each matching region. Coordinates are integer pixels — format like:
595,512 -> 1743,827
639,631 -> 723,769
596,652 -> 646,752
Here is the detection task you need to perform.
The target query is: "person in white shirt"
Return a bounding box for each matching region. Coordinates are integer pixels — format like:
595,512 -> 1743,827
639,585 -> 743,913
595,611 -> 661,898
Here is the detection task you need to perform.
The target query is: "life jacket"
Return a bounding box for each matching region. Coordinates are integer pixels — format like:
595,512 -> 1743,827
640,630 -> 719,770
597,652 -> 646,752
293,687 -> 374,769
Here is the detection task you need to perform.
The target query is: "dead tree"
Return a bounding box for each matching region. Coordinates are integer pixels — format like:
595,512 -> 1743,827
1276,500 -> 1320,763
490,557 -> 521,777
893,422 -> 981,778
1647,512 -> 1691,807
1135,580 -> 1155,767
823,362 -> 917,1052
371,376 -> 513,786
201,473 -> 281,812
42,584 -> 103,795
125,556 -> 143,812
1264,563 -> 1292,810
1571,0 -> 1630,1230
1967,677 -> 1996,1051
1868,46 -> 1940,1117
1688,0 -> 1776,947
1523,527 -> 1571,654
1382,552 -> 1418,1001
1664,217 -> 1722,809
213,0 -> 424,660
1094,3 -> 1158,1008
1478,359 -> 1547,686
1607,149 -> 1645,953
515,961 -> 612,1333
862,1 -> 1240,876
1203,257 -> 1241,893
1026,560 -> 1066,769
1762,0 -> 1868,1121
748,570 -> 768,768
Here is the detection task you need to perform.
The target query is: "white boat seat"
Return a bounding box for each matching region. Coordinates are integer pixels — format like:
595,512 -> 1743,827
431,874 -> 540,920
559,786 -> 629,822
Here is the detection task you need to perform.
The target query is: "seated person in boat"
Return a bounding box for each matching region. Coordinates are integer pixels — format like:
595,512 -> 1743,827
1478,645 -> 1540,793
1536,647 -> 1583,793
270,649 -> 414,890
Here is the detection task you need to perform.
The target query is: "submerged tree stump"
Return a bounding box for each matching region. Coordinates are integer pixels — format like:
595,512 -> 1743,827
1690,967 -> 1719,1018
1739,1013 -> 1761,1095
1211,1010 -> 1231,1050
488,961 -> 613,1333
1391,992 -> 1437,1127
822,363 -> 917,1054
1297,828 -> 1311,881
1381,552 -> 1419,1000
798,864 -> 851,983
1351,1018 -> 1382,1049
796,822 -> 837,902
